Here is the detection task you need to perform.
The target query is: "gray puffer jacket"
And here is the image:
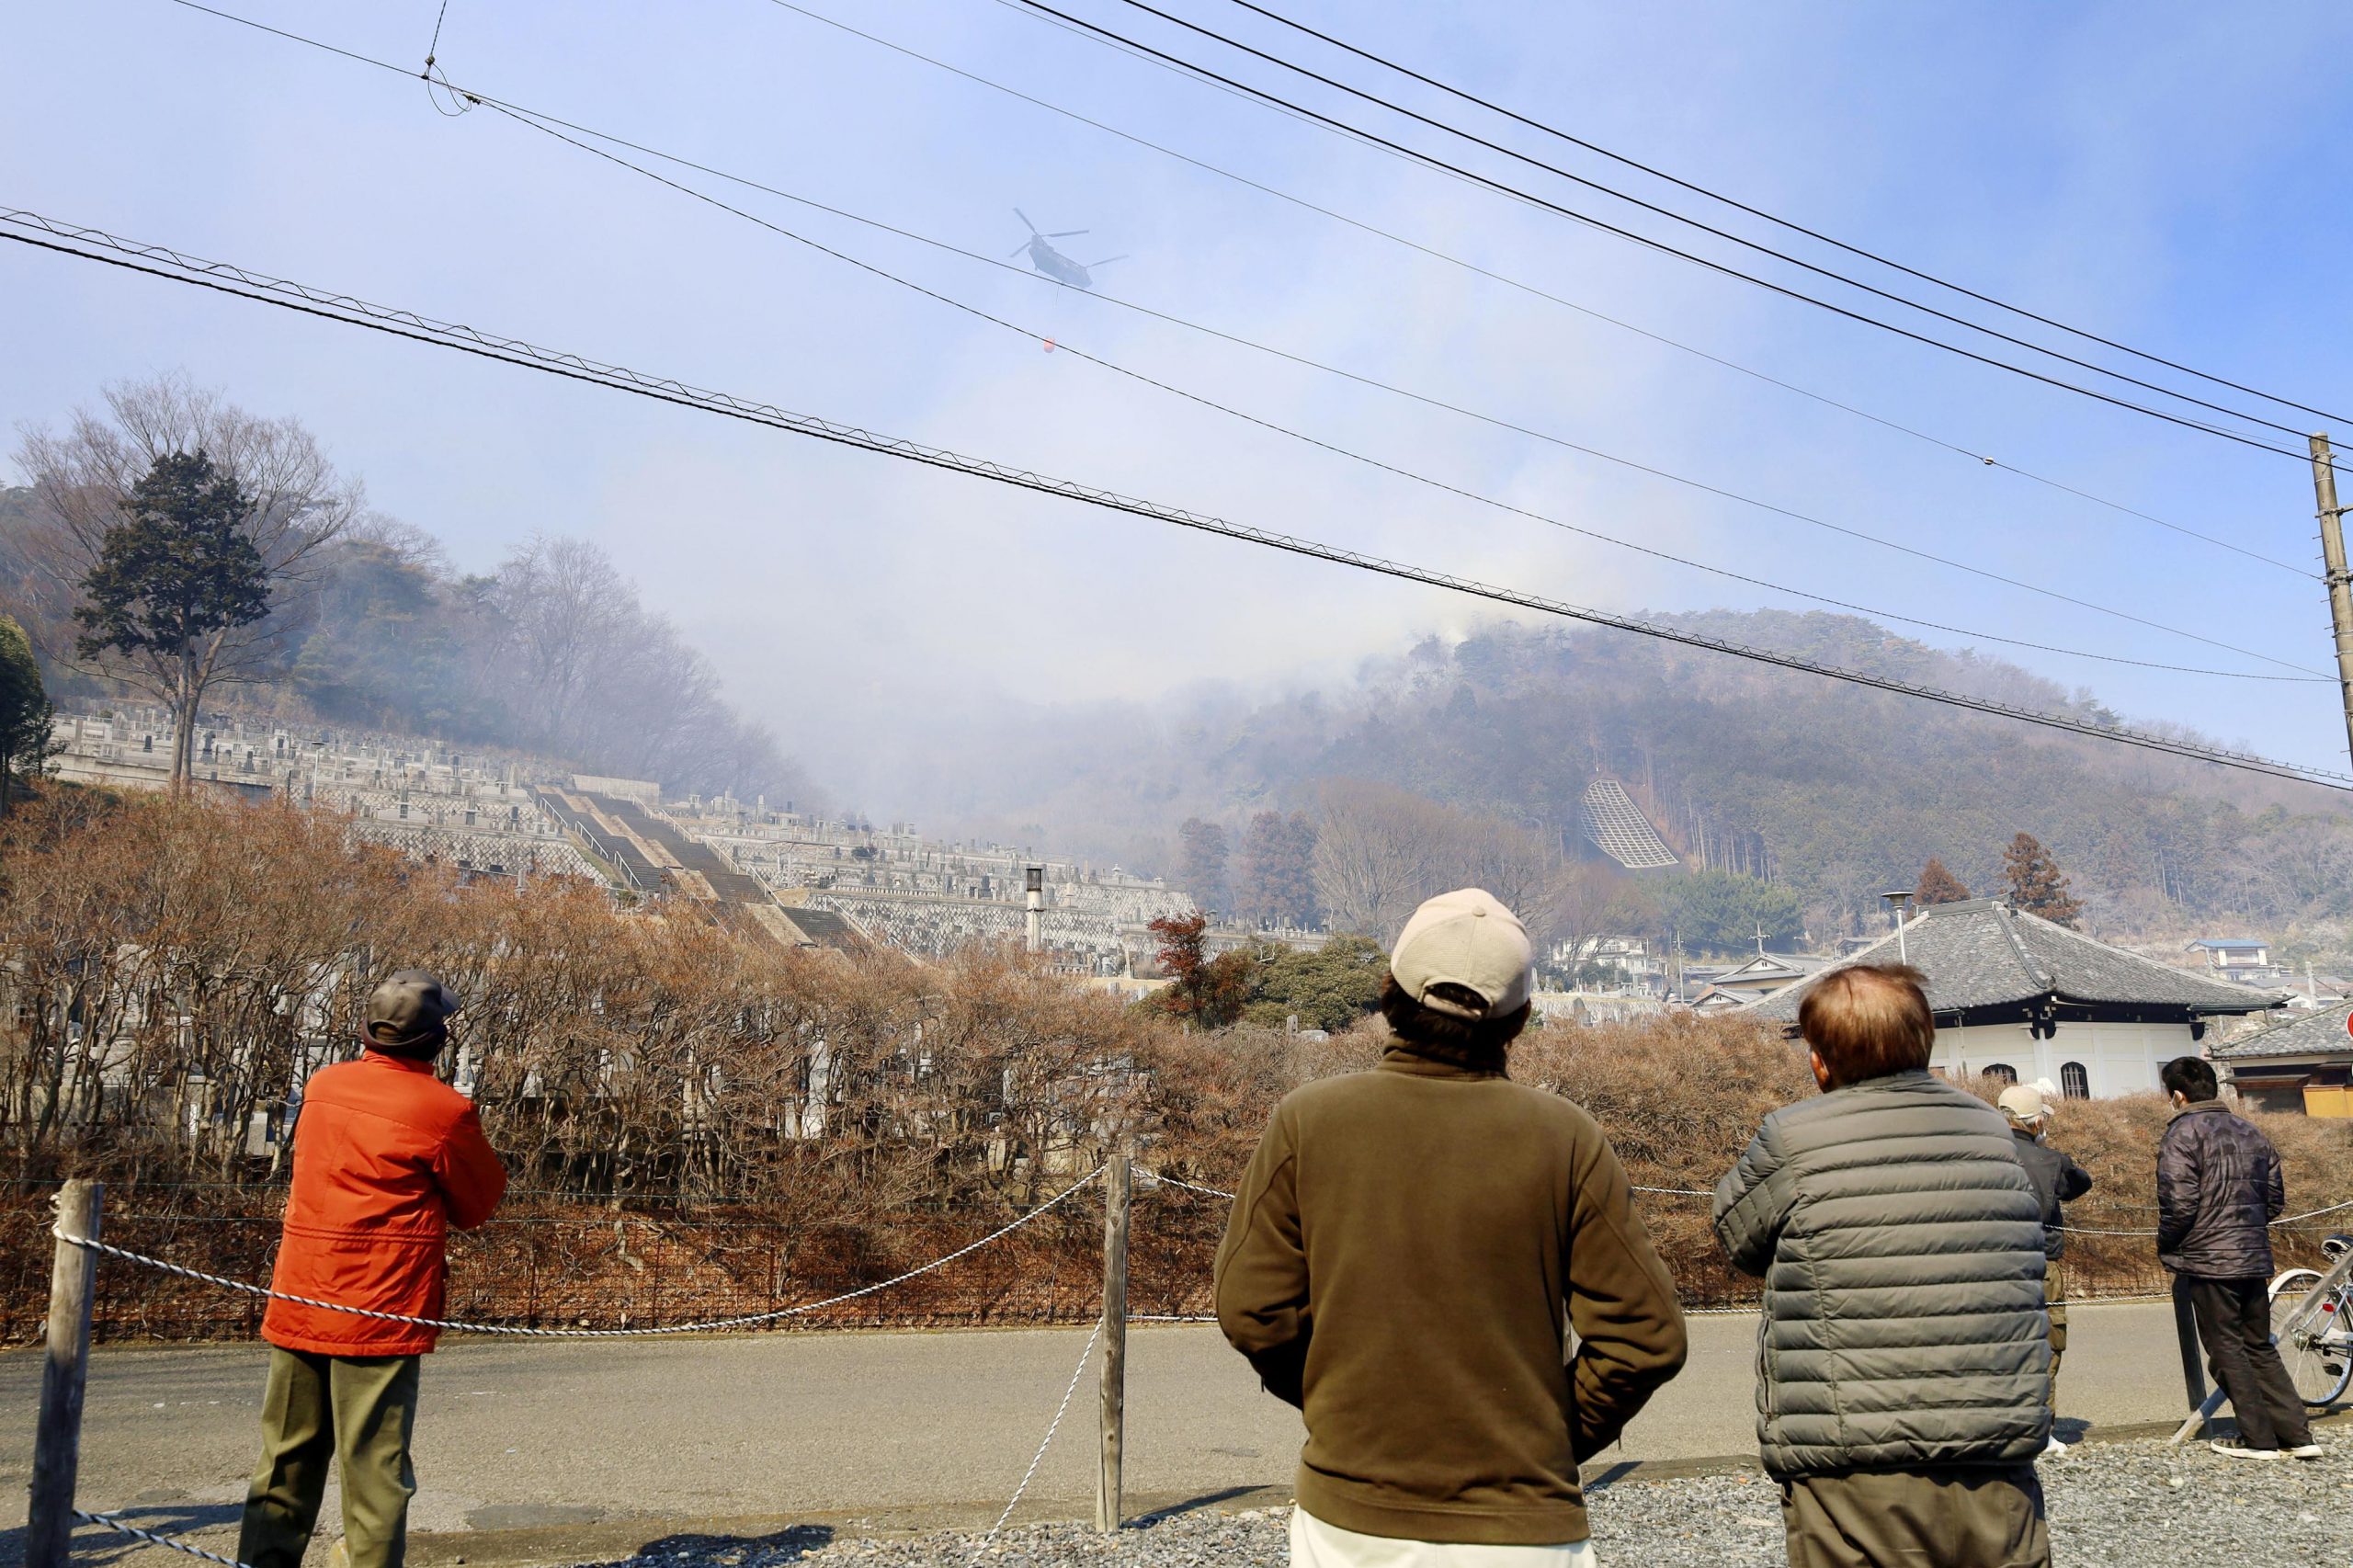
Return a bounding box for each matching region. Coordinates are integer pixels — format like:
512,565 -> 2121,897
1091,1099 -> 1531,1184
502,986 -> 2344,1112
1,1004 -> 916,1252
2156,1100 -> 2283,1279
1713,1070 -> 2050,1478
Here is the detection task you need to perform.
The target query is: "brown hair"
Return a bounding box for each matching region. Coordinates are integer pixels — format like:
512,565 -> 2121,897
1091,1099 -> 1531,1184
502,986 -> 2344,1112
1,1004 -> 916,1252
1381,974 -> 1530,1071
1798,963 -> 1934,1087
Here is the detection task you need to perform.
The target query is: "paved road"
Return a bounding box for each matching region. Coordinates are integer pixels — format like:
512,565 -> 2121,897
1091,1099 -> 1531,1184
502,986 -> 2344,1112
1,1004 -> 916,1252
0,1303 -> 2195,1564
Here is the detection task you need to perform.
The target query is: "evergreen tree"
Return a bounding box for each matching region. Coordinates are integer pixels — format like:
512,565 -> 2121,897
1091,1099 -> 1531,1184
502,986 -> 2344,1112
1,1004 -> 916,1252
1660,869 -> 1804,956
2002,833 -> 2083,926
0,615 -> 57,814
72,451 -> 270,787
1176,816 -> 1231,916
1915,857 -> 1971,905
1238,809 -> 1320,926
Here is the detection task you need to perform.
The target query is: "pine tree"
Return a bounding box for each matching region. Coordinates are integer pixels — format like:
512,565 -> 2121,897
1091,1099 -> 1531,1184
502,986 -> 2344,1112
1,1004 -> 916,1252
0,615 -> 57,815
1176,817 -> 1231,916
1915,857 -> 1971,905
73,450 -> 271,788
2002,833 -> 2083,927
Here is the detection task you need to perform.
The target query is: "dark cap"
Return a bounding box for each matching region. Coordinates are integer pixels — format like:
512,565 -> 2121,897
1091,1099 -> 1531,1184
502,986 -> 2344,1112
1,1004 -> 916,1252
364,969 -> 461,1056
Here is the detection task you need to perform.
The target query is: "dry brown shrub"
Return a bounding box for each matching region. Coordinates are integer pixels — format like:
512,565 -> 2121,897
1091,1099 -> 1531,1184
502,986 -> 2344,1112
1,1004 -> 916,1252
13,790 -> 2353,1336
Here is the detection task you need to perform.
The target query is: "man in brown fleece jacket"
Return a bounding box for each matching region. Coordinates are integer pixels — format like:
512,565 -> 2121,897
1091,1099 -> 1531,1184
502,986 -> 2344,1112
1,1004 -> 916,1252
1215,889 -> 1688,1567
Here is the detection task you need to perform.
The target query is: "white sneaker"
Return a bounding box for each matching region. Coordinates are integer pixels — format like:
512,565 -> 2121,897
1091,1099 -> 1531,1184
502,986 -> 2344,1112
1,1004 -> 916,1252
2042,1434 -> 2070,1456
2209,1440 -> 2287,1460
2287,1443 -> 2325,1461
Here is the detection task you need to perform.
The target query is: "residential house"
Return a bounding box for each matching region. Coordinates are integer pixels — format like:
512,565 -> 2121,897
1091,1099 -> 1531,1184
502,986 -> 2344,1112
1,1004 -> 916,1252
1692,951 -> 1837,1011
2211,1001 -> 2353,1117
2187,937 -> 2272,973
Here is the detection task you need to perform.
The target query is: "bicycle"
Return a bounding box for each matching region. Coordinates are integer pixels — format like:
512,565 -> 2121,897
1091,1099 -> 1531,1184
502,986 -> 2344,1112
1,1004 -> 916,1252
2268,1233 -> 2353,1408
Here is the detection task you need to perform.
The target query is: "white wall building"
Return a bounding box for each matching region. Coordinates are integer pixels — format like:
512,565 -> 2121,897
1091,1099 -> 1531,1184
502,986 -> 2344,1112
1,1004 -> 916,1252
1744,899 -> 2279,1098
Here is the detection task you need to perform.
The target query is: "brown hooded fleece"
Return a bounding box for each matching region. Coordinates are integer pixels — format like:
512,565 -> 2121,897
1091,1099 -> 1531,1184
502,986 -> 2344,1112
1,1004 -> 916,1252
1212,1042 -> 1687,1546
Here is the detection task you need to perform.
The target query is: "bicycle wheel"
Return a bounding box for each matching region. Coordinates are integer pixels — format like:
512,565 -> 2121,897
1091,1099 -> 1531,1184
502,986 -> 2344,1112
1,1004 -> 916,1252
2269,1268 -> 2353,1408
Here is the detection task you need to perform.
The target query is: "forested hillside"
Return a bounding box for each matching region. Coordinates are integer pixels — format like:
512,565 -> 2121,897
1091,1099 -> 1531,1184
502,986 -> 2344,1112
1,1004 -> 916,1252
0,483 -> 820,808
0,377 -> 822,805
947,613 -> 2353,953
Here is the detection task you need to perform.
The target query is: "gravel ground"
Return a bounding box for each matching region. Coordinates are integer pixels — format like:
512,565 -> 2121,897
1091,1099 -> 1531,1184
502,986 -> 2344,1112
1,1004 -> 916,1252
577,1430 -> 2353,1568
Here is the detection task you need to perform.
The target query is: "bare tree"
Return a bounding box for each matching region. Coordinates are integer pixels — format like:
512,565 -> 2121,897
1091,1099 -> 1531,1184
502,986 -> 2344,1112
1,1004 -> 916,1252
1312,779 -> 1450,940
15,376 -> 356,775
486,535 -> 638,750
1453,816 -> 1563,941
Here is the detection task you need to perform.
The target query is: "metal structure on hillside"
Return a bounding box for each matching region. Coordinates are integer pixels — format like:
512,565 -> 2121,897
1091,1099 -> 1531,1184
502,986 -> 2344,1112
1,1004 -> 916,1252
1578,776 -> 1679,870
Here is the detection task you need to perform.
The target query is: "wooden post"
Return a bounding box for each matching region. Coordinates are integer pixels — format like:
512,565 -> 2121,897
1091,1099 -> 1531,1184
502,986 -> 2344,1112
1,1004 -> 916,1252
28,1179 -> 103,1568
2309,434 -> 2353,767
1096,1153 -> 1130,1534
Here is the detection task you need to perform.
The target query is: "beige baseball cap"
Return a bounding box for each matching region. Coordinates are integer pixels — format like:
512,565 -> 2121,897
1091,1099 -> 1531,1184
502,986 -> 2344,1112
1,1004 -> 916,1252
1997,1083 -> 2050,1124
1391,888 -> 1533,1021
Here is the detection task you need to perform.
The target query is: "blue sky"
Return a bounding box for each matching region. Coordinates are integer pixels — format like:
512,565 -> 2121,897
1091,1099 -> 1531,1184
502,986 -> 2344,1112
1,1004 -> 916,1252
7,1 -> 2353,811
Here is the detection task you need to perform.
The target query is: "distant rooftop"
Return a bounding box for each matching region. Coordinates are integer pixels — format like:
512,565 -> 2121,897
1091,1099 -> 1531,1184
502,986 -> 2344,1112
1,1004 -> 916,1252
2213,1000 -> 2353,1061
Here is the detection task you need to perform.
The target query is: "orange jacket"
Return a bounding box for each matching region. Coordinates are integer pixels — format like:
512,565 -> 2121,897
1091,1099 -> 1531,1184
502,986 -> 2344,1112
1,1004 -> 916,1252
264,1050 -> 508,1356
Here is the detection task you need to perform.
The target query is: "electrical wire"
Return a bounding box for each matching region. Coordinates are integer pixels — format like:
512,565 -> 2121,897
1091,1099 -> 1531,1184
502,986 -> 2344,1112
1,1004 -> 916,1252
481,97 -> 2325,682
1109,0 -> 2334,441
130,0 -> 2338,676
1215,0 -> 2352,430
1096,0 -> 2318,441
762,0 -> 2315,580
5,207 -> 2347,791
156,0 -> 2326,597
994,0 -> 2327,463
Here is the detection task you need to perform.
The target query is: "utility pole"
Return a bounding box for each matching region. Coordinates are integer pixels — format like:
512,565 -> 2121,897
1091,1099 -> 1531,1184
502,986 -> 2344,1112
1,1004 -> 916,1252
2310,434 -> 2353,767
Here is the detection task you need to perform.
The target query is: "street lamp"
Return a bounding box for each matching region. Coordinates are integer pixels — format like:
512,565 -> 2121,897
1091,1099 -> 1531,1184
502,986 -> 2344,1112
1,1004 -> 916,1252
1880,889 -> 1917,965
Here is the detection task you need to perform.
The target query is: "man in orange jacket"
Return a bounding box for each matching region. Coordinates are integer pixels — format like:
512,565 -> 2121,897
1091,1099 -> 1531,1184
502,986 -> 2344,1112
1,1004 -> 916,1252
237,971 -> 507,1568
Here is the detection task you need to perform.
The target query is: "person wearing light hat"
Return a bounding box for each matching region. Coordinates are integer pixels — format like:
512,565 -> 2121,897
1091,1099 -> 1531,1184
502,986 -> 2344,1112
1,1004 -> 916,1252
1215,889 -> 1688,1566
239,971 -> 508,1568
1998,1081 -> 2093,1452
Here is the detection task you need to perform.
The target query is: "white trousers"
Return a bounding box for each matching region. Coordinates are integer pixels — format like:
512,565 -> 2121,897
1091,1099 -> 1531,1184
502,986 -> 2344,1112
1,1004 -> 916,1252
1290,1507 -> 1599,1568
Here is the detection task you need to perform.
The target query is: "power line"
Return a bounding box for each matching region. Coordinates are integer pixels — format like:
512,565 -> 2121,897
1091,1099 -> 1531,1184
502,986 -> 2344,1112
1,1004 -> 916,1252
157,0 -> 2325,597
1215,0 -> 2351,430
758,0 -> 2315,580
141,0 -> 2336,674
1094,0 -> 2320,444
1073,0 -> 2336,446
482,97 -> 2324,681
4,207 -> 2345,790
995,0 -> 2324,463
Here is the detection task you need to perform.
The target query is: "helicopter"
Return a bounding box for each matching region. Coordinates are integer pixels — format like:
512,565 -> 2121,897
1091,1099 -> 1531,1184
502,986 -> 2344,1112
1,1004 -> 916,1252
1010,208 -> 1127,290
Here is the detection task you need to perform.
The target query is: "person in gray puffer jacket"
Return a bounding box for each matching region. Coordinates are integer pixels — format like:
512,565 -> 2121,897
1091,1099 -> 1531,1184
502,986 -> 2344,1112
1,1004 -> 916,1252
1716,964 -> 2051,1568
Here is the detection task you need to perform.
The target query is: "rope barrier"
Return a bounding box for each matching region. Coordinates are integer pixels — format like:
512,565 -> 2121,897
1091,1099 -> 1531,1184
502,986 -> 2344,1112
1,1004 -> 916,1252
76,1511 -> 256,1568
970,1317 -> 1102,1563
1134,1169 -> 1234,1200
52,1166 -> 1104,1337
1139,1170 -> 1721,1201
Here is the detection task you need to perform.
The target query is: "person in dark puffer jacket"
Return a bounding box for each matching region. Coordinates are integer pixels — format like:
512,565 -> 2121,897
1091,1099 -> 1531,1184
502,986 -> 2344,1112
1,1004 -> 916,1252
2156,1054 -> 2317,1461
1998,1082 -> 2092,1451
1715,963 -> 2051,1568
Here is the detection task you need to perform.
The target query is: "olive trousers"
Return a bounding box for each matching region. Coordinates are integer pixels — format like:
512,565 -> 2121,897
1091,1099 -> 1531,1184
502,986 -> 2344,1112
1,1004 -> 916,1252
237,1347 -> 421,1568
1779,1464 -> 2050,1568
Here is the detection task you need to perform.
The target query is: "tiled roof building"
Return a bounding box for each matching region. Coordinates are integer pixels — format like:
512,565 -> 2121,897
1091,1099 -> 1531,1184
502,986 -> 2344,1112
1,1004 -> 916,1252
1744,898 -> 2279,1098
2212,1001 -> 2353,1117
